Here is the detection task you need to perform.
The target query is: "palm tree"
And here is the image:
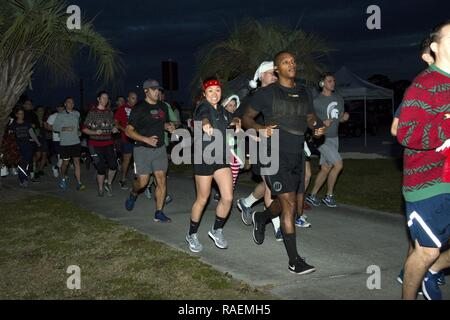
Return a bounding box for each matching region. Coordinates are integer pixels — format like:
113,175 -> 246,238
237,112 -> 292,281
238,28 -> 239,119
192,18 -> 333,96
0,0 -> 123,145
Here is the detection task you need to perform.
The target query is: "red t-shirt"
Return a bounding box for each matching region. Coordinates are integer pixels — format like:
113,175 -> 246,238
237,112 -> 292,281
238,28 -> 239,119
114,103 -> 133,143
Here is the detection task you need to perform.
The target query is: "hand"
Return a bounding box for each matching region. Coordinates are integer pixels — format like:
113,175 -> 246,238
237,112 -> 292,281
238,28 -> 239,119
261,125 -> 277,138
203,122 -> 213,136
314,126 -> 326,137
165,122 -> 176,133
323,119 -> 333,128
436,139 -> 450,152
143,136 -> 159,147
231,118 -> 242,131
342,112 -> 350,122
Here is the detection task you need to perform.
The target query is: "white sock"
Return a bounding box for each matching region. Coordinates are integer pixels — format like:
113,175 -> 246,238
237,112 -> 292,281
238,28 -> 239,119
243,193 -> 259,207
272,216 -> 280,232
429,269 -> 438,275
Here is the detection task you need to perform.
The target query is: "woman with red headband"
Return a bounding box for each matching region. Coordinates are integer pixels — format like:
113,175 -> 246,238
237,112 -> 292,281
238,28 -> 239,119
186,77 -> 241,253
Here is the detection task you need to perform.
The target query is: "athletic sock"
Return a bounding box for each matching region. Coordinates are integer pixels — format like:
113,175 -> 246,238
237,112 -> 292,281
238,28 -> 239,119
244,193 -> 259,207
189,220 -> 200,235
213,216 -> 227,230
272,216 -> 281,231
283,233 -> 300,264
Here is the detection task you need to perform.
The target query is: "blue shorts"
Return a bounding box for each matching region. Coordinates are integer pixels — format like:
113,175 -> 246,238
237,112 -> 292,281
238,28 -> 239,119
406,194 -> 450,249
121,142 -> 134,155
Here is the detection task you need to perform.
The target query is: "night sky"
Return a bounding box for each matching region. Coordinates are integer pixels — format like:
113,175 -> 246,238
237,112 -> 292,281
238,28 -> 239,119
26,0 -> 450,109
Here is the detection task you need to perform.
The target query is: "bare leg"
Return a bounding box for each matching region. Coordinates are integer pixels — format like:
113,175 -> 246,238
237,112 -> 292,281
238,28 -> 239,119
253,181 -> 266,200
97,175 -> 105,192
121,153 -> 132,182
153,170 -> 167,211
430,248 -> 450,273
278,192 -> 297,235
326,160 -> 343,195
107,169 -> 116,186
213,168 -> 233,219
131,175 -> 150,195
191,175 -> 213,222
402,240 -> 439,300
311,163 -> 332,195
73,157 -> 81,182
60,159 -> 70,179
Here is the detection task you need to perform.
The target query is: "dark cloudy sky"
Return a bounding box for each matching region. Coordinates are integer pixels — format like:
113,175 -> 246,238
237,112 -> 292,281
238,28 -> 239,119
27,0 -> 450,109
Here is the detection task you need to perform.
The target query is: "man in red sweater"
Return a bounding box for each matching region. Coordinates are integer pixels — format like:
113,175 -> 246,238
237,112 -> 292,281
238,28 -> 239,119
397,21 -> 450,300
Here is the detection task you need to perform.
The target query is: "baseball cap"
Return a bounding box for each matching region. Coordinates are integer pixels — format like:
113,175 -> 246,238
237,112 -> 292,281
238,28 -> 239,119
143,79 -> 164,90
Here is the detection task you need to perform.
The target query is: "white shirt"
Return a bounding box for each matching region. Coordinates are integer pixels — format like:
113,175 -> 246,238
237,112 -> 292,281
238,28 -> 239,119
46,113 -> 60,142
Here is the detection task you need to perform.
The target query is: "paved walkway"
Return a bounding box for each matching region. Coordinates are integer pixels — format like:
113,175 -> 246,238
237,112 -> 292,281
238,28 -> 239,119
2,167 -> 448,300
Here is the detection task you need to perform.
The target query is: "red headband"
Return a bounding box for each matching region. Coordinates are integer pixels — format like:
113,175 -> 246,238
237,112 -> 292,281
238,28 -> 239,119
202,79 -> 221,91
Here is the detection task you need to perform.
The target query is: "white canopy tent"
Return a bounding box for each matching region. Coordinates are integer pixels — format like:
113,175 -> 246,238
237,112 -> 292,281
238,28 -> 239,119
334,66 -> 395,147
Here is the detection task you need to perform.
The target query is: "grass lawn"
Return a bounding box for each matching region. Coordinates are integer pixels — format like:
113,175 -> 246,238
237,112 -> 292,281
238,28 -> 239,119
234,158 -> 404,214
0,195 -> 275,300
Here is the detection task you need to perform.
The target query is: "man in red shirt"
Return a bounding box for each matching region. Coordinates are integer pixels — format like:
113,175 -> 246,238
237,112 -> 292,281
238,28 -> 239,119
114,91 -> 138,189
397,21 -> 450,300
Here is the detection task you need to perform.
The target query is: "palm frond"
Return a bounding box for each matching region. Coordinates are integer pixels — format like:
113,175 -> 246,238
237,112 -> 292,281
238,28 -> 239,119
192,18 -> 334,96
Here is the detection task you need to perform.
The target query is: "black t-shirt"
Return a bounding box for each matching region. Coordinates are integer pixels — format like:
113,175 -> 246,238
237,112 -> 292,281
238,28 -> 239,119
128,100 -> 169,148
249,83 -> 314,154
238,92 -> 265,126
9,121 -> 32,144
193,101 -> 232,162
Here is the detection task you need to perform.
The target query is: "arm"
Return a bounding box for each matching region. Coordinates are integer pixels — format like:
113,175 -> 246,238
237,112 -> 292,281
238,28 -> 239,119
29,128 -> 40,146
390,117 -> 399,137
125,124 -> 158,147
340,112 -> 350,123
307,113 -> 326,137
115,119 -> 126,132
242,106 -> 265,131
306,88 -> 325,134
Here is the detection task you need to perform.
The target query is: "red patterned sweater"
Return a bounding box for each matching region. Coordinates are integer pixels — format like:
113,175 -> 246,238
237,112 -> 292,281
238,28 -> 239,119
397,65 -> 450,202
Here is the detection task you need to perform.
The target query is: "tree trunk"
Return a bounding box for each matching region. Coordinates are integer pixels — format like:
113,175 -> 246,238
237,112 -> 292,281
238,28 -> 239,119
0,50 -> 35,147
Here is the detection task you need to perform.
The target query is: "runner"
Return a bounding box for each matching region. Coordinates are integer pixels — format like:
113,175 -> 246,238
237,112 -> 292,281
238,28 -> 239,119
124,79 -> 175,223
82,91 -> 119,197
185,78 -> 240,252
52,97 -> 84,191
114,91 -> 138,189
243,51 -> 325,274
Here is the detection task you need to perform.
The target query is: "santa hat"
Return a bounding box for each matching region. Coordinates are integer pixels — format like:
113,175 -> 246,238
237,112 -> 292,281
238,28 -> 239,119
221,94 -> 241,109
249,61 -> 274,89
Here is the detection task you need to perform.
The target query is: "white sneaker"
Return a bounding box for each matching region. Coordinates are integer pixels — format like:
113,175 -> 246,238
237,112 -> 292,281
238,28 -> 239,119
52,166 -> 59,178
1,166 -> 8,177
186,233 -> 203,253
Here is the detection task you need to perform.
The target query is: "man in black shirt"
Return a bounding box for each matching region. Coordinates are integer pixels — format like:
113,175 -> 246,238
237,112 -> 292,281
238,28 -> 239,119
124,79 -> 176,223
243,51 -> 325,274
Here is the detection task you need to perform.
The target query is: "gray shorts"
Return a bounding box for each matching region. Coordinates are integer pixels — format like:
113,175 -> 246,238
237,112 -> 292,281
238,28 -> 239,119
133,146 -> 168,176
318,137 -> 342,166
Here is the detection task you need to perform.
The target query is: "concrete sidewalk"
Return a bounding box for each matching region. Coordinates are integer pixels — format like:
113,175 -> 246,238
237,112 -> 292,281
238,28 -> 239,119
2,168 -> 449,300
